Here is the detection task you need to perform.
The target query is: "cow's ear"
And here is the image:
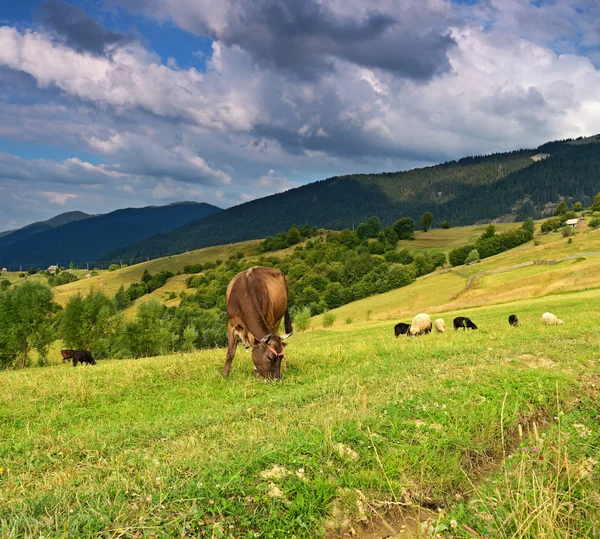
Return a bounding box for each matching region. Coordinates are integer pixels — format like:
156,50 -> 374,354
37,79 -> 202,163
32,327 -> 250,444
282,342 -> 287,347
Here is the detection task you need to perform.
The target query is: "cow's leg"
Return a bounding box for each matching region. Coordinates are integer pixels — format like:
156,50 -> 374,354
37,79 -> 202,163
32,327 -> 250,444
223,327 -> 238,378
73,358 -> 78,367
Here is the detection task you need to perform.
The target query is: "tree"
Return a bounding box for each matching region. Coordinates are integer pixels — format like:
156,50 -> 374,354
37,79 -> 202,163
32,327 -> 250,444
69,261 -> 75,270
114,285 -> 130,311
522,217 -> 535,239
61,289 -> 119,356
481,224 -> 496,239
593,193 -> 600,213
420,212 -> 434,232
119,300 -> 175,358
573,201 -> 583,212
554,200 -> 568,215
393,217 -> 416,240
440,220 -> 451,229
365,216 -> 382,238
0,282 -> 57,368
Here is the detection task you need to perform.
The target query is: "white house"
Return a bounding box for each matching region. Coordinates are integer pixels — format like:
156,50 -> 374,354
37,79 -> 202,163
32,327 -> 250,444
566,217 -> 586,229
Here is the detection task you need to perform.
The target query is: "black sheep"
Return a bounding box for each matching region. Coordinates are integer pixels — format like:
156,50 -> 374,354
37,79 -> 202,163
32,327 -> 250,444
394,322 -> 411,337
453,316 -> 478,330
508,314 -> 519,327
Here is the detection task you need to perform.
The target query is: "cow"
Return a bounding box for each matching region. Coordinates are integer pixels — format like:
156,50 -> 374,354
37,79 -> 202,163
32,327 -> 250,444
394,322 -> 411,337
453,316 -> 478,330
508,314 -> 519,327
223,266 -> 293,380
61,349 -> 96,367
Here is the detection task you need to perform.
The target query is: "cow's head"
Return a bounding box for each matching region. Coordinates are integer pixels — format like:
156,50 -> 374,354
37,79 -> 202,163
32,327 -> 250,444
252,334 -> 286,380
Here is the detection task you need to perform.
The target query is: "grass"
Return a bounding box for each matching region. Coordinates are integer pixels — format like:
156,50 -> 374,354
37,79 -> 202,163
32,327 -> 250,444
1,291 -> 600,538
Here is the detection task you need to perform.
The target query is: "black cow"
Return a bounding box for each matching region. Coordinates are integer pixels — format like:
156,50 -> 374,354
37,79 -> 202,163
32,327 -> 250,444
394,322 -> 411,337
508,314 -> 519,327
61,349 -> 96,367
453,317 -> 478,330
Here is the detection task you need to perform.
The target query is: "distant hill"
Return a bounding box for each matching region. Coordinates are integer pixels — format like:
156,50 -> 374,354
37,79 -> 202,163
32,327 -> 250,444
0,211 -> 91,248
105,136 -> 600,262
0,202 -> 221,268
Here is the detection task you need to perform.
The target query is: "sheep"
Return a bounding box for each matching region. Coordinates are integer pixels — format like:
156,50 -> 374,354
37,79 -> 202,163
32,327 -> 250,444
541,312 -> 564,325
434,318 -> 446,333
394,322 -> 411,337
410,313 -> 432,336
508,314 -> 519,327
453,316 -> 478,330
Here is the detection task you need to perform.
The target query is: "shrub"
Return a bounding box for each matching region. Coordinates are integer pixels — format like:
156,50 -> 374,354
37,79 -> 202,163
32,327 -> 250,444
344,316 -> 353,325
182,324 -> 199,352
108,264 -> 120,272
293,307 -> 312,332
440,220 -> 451,229
449,245 -> 473,266
589,217 -> 600,229
366,309 -> 372,321
323,312 -> 336,328
465,249 -> 480,264
534,240 -> 541,246
562,227 -> 573,238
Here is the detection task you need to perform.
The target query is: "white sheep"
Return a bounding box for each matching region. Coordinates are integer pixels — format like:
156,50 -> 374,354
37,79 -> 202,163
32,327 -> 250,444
434,318 -> 446,333
410,313 -> 432,335
541,312 -> 564,325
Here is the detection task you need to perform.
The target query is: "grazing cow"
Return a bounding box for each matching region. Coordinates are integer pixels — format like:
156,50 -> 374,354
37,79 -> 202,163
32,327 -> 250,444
394,322 -> 411,337
453,316 -> 478,330
223,266 -> 293,379
508,314 -> 519,327
61,349 -> 96,366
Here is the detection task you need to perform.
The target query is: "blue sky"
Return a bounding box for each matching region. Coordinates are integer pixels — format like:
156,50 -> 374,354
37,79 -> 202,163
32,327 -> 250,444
1,0 -> 600,230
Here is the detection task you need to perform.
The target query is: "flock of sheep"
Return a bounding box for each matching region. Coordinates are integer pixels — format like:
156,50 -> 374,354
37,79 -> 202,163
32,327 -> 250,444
394,311 -> 564,337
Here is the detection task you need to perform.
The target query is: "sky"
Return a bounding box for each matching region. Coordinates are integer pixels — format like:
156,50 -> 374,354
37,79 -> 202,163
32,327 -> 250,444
1,0 -> 600,230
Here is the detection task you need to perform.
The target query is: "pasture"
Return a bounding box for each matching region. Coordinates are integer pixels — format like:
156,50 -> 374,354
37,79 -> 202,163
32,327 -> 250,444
2,289 -> 600,538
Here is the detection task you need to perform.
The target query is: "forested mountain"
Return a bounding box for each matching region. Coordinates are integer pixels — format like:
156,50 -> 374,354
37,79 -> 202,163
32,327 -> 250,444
106,136 -> 600,262
0,211 -> 91,248
0,203 -> 221,268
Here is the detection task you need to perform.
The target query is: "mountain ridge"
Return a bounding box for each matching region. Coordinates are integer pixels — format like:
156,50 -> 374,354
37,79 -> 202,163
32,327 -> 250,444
104,136 -> 600,262
0,202 -> 221,268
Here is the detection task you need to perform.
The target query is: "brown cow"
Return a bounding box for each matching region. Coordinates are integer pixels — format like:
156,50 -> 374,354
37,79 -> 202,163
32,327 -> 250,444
223,266 -> 293,379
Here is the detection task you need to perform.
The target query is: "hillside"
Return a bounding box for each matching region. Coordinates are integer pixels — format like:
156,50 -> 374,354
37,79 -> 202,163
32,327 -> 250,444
0,202 -> 221,269
311,223 -> 600,328
0,211 -> 90,248
106,136 -> 600,261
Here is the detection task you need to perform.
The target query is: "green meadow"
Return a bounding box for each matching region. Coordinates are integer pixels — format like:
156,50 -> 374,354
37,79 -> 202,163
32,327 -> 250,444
2,224 -> 600,537
2,289 -> 600,537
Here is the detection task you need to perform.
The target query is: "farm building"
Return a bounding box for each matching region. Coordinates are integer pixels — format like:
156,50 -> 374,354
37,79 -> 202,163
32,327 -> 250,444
47,265 -> 58,273
566,217 -> 586,228
1,268 -> 7,272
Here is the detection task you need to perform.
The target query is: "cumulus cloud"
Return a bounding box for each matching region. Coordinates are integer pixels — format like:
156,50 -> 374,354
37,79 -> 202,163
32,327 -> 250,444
111,0 -> 457,80
1,0 -> 600,229
42,0 -> 129,54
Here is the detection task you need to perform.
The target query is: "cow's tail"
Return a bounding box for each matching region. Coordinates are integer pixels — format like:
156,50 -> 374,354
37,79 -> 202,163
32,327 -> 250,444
284,308 -> 293,337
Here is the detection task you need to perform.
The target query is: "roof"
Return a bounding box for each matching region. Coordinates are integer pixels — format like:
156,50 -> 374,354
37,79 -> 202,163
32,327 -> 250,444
565,219 -> 579,225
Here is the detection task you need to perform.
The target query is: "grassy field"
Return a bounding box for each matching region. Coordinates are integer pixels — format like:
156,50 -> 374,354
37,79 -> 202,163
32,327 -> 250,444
3,222 -> 600,537
2,287 -> 600,538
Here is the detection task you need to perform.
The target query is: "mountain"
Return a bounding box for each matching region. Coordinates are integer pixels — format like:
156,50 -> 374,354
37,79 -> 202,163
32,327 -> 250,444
105,136 -> 600,262
0,202 -> 221,268
0,211 -> 91,248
